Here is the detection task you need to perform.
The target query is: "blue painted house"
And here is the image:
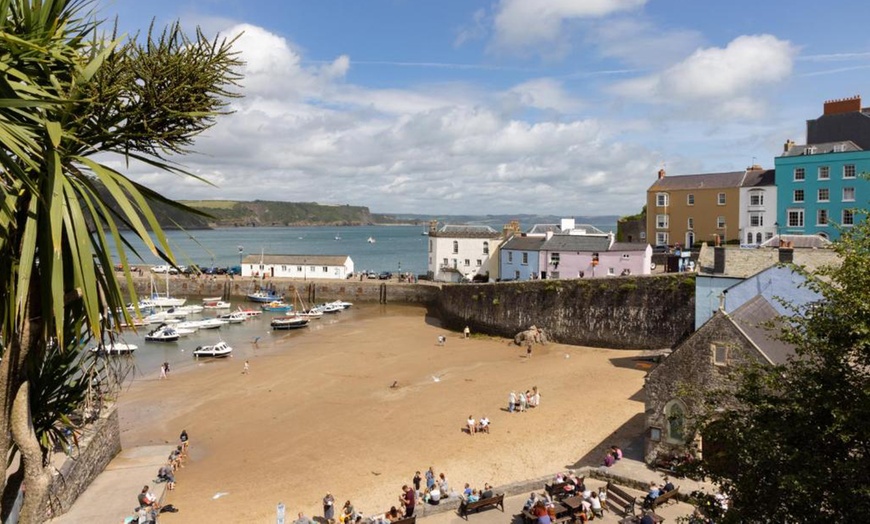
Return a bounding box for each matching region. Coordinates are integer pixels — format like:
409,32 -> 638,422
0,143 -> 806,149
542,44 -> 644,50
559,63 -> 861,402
499,236 -> 545,281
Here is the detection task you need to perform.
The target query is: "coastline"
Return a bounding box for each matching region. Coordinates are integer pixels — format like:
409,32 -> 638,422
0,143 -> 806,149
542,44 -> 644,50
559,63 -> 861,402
117,304 -> 649,523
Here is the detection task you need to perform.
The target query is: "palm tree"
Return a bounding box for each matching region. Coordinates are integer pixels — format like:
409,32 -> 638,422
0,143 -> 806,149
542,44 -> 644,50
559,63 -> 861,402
0,1 -> 241,521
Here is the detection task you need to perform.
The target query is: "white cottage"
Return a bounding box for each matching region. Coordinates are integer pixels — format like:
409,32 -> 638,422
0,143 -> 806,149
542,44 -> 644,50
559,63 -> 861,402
241,254 -> 354,280
426,222 -> 503,283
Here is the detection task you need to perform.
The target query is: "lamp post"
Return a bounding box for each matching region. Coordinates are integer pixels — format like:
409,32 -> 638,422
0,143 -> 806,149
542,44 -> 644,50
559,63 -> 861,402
238,246 -> 244,266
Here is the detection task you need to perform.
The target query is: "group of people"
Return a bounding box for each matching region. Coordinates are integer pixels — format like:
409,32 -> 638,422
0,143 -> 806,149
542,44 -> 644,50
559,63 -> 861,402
642,476 -> 676,509
525,473 -> 604,524
602,444 -> 623,467
508,386 -> 541,413
132,430 -> 189,523
465,415 -> 490,435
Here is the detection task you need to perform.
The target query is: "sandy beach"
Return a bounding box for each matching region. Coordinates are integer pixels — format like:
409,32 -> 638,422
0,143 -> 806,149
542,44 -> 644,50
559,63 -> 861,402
117,304 -> 650,523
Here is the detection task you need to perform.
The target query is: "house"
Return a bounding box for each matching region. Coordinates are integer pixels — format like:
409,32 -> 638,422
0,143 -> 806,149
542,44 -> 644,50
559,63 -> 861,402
426,222 -> 502,282
644,294 -> 800,465
241,254 -> 354,279
499,235 -> 546,281
738,168 -> 777,246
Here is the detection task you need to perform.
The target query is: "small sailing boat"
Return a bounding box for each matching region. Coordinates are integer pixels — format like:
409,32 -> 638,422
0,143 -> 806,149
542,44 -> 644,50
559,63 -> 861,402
367,236 -> 376,244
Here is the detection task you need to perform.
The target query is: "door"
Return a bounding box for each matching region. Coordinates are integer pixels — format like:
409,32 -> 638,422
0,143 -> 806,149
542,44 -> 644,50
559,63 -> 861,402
685,232 -> 695,248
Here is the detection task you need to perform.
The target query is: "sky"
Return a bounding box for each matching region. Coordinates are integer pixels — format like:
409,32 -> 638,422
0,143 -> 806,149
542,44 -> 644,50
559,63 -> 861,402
95,0 -> 870,217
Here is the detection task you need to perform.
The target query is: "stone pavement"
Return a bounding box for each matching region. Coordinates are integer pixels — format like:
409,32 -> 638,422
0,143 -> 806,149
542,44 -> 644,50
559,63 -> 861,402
49,444 -> 174,524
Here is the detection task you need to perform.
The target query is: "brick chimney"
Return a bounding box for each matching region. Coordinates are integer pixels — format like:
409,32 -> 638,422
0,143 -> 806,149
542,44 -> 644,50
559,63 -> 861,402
783,139 -> 795,153
657,168 -> 666,180
823,95 -> 861,115
779,247 -> 794,264
428,220 -> 438,233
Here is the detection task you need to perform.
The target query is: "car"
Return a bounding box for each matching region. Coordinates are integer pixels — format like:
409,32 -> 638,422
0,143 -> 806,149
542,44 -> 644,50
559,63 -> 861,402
377,271 -> 392,280
652,245 -> 669,254
366,271 -> 378,279
150,265 -> 178,274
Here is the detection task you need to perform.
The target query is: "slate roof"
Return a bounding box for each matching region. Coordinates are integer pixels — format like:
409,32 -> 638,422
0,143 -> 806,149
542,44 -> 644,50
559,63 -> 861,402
432,224 -> 501,238
541,235 -> 611,252
528,224 -> 562,235
648,171 -> 746,191
729,295 -> 796,365
609,242 -> 649,252
780,141 -> 862,157
502,236 -> 547,251
807,110 -> 870,151
242,254 -> 350,266
741,169 -> 776,187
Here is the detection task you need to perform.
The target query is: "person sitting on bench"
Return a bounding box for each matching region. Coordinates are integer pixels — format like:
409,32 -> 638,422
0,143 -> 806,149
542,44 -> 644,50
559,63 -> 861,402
642,481 -> 661,509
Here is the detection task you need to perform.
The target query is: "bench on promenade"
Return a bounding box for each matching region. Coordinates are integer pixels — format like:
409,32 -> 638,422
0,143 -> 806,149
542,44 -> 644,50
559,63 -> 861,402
458,493 -> 504,519
649,487 -> 680,510
544,476 -> 584,501
605,481 -> 636,517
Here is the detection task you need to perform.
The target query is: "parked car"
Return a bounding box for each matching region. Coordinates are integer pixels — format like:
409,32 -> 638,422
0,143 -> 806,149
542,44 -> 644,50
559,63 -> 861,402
150,265 -> 178,274
653,245 -> 669,254
366,271 -> 378,279
227,266 -> 241,276
377,271 -> 392,280
181,264 -> 201,275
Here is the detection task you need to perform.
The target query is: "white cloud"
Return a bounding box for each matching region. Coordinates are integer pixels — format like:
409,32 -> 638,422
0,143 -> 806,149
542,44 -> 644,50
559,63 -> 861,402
587,18 -> 704,69
503,78 -> 584,113
614,34 -> 797,119
491,0 -> 646,53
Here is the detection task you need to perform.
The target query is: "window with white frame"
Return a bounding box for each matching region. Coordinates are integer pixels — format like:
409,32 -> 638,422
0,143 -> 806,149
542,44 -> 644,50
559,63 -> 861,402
817,208 -> 828,226
443,257 -> 448,266
507,252 -> 513,263
656,192 -> 669,206
712,343 -> 729,366
476,259 -> 482,267
483,241 -> 489,255
607,267 -> 615,276
550,253 -> 560,266
452,241 -> 459,254
687,194 -> 694,205
310,266 -> 316,272
656,214 -> 669,229
521,252 -> 528,265
297,266 -> 302,272
818,188 -> 829,202
464,259 -> 470,266
750,213 -> 763,227
640,231 -> 646,239
843,209 -> 855,226
717,216 -> 726,228
717,192 -> 726,205
844,164 -> 856,179
843,187 -> 856,202
687,217 -> 694,230
765,232 -> 774,240
749,192 -> 764,206
794,167 -> 805,181
788,209 -> 805,228
322,266 -> 328,272
818,166 -> 830,180
656,232 -> 669,246
794,189 -> 804,203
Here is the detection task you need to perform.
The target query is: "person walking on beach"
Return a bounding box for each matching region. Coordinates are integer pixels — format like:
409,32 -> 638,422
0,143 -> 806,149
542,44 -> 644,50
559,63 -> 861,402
242,360 -> 249,374
159,363 -> 167,380
323,492 -> 335,523
527,344 -> 533,359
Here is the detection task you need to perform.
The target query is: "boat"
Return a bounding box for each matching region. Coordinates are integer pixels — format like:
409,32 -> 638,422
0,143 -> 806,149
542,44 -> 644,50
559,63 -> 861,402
145,324 -> 180,342
174,321 -> 201,332
175,327 -> 197,337
196,318 -> 228,330
367,236 -> 376,244
149,274 -> 186,308
246,290 -> 284,303
299,309 -> 324,320
334,235 -> 342,241
236,307 -> 262,318
270,315 -> 310,330
193,341 -> 233,358
203,300 -> 231,310
90,341 -> 138,355
171,304 -> 204,315
331,300 -> 353,309
311,302 -> 342,314
219,311 -> 246,324
261,301 -> 293,313
202,296 -> 223,303
143,312 -> 180,325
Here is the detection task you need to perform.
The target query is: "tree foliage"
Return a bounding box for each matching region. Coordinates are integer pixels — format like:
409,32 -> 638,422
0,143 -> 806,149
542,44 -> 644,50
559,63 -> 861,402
0,1 -> 241,521
686,208 -> 870,522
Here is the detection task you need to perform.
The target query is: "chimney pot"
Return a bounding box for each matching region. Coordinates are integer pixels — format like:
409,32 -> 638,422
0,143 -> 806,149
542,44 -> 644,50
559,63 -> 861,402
657,168 -> 666,180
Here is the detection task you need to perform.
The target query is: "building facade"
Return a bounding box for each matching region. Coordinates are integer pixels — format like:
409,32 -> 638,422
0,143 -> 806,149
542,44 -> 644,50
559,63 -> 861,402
499,236 -> 546,281
738,169 -> 777,246
427,223 -> 502,282
241,254 -> 354,279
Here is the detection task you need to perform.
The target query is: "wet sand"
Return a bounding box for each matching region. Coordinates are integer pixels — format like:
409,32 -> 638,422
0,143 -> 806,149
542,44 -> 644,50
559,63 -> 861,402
117,304 -> 648,523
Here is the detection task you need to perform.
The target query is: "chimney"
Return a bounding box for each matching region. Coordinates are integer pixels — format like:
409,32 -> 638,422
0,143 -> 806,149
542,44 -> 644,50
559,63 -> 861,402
657,168 -> 666,180
560,218 -> 575,232
545,231 -> 554,240
713,246 -> 726,274
823,95 -> 861,115
428,220 -> 438,233
779,247 -> 794,264
783,139 -> 795,153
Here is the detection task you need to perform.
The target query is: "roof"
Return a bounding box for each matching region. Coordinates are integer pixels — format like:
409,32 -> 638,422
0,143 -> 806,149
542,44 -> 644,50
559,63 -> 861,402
758,234 -> 832,249
502,236 -> 547,251
609,242 -> 649,252
432,224 -> 501,239
648,171 -> 746,191
729,295 -> 796,365
541,235 -> 611,252
242,254 -> 351,266
527,224 -> 561,235
779,141 -> 862,157
807,110 -> 870,150
741,169 -> 776,187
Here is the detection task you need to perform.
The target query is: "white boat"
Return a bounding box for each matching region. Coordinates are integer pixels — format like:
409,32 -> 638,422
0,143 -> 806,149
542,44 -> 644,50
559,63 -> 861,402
299,309 -> 324,320
311,303 -> 342,314
270,315 -> 310,330
197,318 -> 228,330
203,300 -> 231,310
171,304 -> 204,315
202,296 -> 223,303
90,341 -> 138,355
149,274 -> 186,307
236,307 -> 262,318
175,327 -> 197,337
334,235 -> 342,241
144,312 -> 180,325
367,236 -> 376,244
175,321 -> 202,331
145,324 -> 180,342
219,311 -> 246,324
193,341 -> 233,358
331,300 -> 353,309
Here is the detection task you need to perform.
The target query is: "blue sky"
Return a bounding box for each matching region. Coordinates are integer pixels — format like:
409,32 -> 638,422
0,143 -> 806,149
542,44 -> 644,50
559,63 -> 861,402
97,0 -> 870,216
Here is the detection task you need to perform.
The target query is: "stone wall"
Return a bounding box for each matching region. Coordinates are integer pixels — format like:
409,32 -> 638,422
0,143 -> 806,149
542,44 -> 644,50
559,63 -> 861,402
436,275 -> 696,349
46,407 -> 121,518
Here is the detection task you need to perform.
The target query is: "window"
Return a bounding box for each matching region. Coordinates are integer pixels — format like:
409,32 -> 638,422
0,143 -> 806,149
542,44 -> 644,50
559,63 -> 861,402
622,254 -> 630,260
749,192 -> 764,206
818,188 -> 829,202
794,167 -> 805,181
765,232 -> 774,241
787,209 -> 805,228
656,232 -> 669,246
507,252 -> 513,263
442,258 -> 448,267
322,266 -> 328,272
712,343 -> 729,366
844,164 -> 856,179
297,266 -> 302,272
550,253 -> 560,266
656,214 -> 669,229
843,209 -> 855,226
833,143 -> 845,153
818,166 -> 830,180
521,252 -> 528,265
687,194 -> 695,206
429,240 -> 433,251
656,192 -> 669,207
756,232 -> 762,244
687,217 -> 694,230
750,213 -> 763,227
607,267 -> 615,276
794,189 -> 804,203
452,241 -> 459,254
817,208 -> 828,226
640,231 -> 646,240
483,241 -> 489,255
664,400 -> 687,443
476,259 -> 482,267
843,187 -> 856,202
717,192 -> 726,205
514,270 -> 520,280
464,259 -> 470,267
746,232 -> 752,244
717,216 -> 726,228
309,266 -> 316,272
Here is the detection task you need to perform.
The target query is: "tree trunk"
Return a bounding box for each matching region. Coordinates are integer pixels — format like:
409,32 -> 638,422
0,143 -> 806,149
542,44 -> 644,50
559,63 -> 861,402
11,381 -> 52,524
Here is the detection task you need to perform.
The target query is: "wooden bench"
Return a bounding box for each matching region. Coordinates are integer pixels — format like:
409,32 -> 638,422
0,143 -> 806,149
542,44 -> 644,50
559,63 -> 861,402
605,481 -> 637,517
458,493 -> 504,519
544,476 -> 584,501
649,487 -> 680,510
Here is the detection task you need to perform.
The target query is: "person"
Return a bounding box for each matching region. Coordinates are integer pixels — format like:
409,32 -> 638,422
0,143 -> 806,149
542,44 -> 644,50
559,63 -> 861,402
179,429 -> 189,452
339,501 -> 355,524
437,335 -> 446,346
527,344 -> 532,359
610,444 -> 623,461
531,386 -> 540,408
243,360 -> 249,374
427,484 -> 441,505
159,363 -> 167,380
294,512 -> 315,524
164,361 -> 170,375
640,511 -> 655,524
478,415 -> 490,434
400,485 -> 416,517
412,471 -> 422,493
642,481 -> 660,509
662,477 -> 675,494
481,483 -> 494,499
463,483 -> 473,498
425,467 -> 435,489
323,492 -> 335,522
386,506 -> 402,522
590,491 -> 603,518
523,492 -> 538,510
508,391 -> 516,413
157,464 -> 176,490
597,487 -> 607,511
438,473 -> 450,495
466,489 -> 480,503
138,485 -> 159,511
603,451 -> 615,468
466,415 -> 476,435
463,326 -> 470,338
